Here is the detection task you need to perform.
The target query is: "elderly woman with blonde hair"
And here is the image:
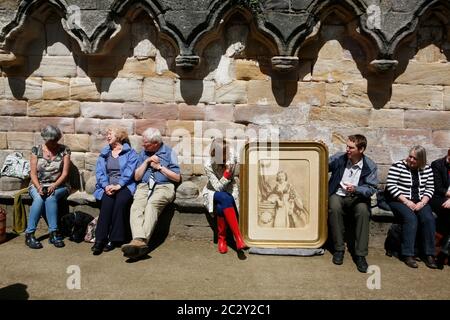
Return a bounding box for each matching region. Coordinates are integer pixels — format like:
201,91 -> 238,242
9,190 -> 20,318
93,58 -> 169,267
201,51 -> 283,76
386,145 -> 437,269
91,127 -> 138,255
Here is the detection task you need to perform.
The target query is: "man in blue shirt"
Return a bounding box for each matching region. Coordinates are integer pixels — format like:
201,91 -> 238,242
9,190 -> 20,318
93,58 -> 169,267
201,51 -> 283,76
121,128 -> 181,259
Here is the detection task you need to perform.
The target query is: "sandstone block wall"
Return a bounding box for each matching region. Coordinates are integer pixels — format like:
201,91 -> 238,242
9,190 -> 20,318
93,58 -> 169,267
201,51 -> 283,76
0,1 -> 449,195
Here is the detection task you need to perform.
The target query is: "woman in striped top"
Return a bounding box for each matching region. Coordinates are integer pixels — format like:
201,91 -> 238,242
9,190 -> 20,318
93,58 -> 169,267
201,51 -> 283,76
386,145 -> 437,269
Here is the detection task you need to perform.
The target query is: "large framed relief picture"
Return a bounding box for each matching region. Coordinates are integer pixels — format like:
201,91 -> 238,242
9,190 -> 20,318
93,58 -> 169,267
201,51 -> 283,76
240,141 -> 328,248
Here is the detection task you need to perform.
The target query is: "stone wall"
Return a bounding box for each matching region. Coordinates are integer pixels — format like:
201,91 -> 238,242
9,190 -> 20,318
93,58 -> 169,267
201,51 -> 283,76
0,0 -> 449,195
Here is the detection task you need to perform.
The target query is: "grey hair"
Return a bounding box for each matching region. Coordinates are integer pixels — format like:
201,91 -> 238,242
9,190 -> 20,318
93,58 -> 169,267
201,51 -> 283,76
142,127 -> 162,144
41,125 -> 62,142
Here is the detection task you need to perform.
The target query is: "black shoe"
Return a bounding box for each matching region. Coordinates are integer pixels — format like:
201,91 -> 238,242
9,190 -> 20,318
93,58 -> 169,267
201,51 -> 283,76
403,256 -> 418,268
332,251 -> 344,265
354,256 -> 368,273
49,231 -> 65,248
25,232 -> 43,249
423,256 -> 438,269
91,242 -> 104,255
103,242 -> 116,252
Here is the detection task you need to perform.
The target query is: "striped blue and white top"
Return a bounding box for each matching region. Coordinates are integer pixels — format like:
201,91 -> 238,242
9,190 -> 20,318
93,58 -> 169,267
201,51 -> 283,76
386,160 -> 434,200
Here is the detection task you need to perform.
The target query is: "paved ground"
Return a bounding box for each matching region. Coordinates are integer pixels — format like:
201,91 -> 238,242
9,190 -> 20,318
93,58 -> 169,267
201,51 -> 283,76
1,228 -> 449,301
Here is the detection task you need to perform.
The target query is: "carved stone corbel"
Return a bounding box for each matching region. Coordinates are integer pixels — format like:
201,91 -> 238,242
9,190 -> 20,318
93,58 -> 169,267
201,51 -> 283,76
271,56 -> 299,72
0,48 -> 18,67
175,55 -> 200,69
370,59 -> 398,72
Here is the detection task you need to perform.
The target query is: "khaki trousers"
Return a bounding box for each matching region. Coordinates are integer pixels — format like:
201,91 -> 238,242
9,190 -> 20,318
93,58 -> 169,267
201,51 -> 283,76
130,182 -> 175,241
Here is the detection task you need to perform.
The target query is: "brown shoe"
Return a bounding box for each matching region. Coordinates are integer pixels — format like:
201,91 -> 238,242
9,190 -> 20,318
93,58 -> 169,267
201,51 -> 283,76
121,239 -> 148,258
403,256 -> 418,268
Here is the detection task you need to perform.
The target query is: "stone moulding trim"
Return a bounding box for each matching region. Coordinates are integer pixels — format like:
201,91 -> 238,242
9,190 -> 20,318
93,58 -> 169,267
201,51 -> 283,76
271,56 -> 299,72
369,59 -> 399,72
0,0 -> 447,71
175,55 -> 200,68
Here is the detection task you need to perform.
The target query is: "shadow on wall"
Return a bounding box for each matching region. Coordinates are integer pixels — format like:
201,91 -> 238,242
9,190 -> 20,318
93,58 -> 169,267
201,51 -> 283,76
393,5 -> 450,86
0,283 -> 29,300
297,5 -> 394,110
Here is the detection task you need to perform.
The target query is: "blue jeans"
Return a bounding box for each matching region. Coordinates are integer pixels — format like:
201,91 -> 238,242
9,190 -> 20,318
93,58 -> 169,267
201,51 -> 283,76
26,185 -> 68,233
388,201 -> 436,257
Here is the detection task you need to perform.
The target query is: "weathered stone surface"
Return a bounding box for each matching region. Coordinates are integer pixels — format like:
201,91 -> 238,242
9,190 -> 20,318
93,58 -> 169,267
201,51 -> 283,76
175,80 -> 215,104
395,61 -> 450,86
135,119 -> 167,135
45,21 -> 72,56
5,77 -> 42,100
309,107 -> 370,127
129,135 -> 143,152
64,134 -> 90,152
85,152 -> 99,171
70,152 -> 86,172
381,129 -> 432,146
75,118 -> 101,134
332,128 -> 383,149
12,117 -> 40,132
70,78 -> 101,101
201,121 -> 247,140
0,78 -> 4,98
7,132 -> 34,149
84,176 -> 97,194
205,104 -> 234,122
88,134 -> 106,153
176,181 -> 199,199
234,104 -> 309,125
364,146 -> 393,165
0,116 -> 13,132
0,132 -> 6,149
99,119 -> 134,136
369,109 -> 404,128
235,59 -> 268,80
28,101 -> 80,117
31,56 -> 77,77
388,84 -> 443,110
414,44 -> 447,63
326,81 -> 373,109
80,102 -> 122,119
311,59 -> 364,83
14,117 -> 75,133
178,103 -> 205,121
293,82 -> 326,107
248,80 -> 275,105
167,120 -> 197,138
279,125 -> 332,145
216,80 -> 247,104
432,131 -> 450,148
0,176 -> 29,191
118,58 -> 156,78
87,56 -> 120,77
143,78 -> 175,103
142,103 -> 179,120
0,100 -> 27,116
317,40 -> 345,60
122,103 -> 145,119
101,78 -> 142,102
444,86 -> 450,111
405,111 -> 450,130
42,77 -> 70,100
